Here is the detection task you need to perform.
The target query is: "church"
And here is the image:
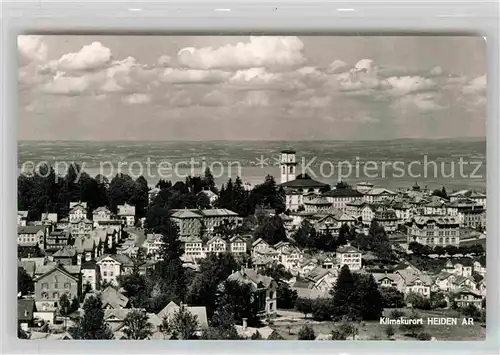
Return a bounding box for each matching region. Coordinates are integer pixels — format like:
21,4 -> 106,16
278,149 -> 331,212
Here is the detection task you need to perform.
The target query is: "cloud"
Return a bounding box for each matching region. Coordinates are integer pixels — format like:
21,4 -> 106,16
391,92 -> 443,112
122,93 -> 151,105
177,36 -> 306,69
327,60 -> 349,74
160,68 -> 231,84
385,76 -> 436,96
53,42 -> 112,71
18,35 -> 48,66
42,72 -> 96,95
462,75 -> 486,95
158,55 -> 171,66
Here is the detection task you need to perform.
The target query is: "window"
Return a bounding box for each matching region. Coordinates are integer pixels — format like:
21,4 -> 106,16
103,271 -> 107,277
42,283 -> 48,289
64,283 -> 71,289
41,292 -> 48,300
110,271 -> 114,277
53,292 -> 59,299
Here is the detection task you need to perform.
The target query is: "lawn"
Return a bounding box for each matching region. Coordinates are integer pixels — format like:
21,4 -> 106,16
271,308 -> 485,340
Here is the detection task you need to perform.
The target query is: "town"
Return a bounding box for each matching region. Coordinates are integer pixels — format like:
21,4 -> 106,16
17,149 -> 486,340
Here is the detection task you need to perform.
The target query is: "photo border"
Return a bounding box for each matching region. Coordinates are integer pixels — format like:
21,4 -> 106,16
1,1 -> 499,354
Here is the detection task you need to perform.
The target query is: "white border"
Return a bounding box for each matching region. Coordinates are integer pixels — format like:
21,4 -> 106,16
1,0 -> 499,354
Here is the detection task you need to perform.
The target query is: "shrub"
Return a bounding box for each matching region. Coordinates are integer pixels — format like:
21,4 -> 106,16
416,332 -> 432,341
297,325 -> 315,340
390,309 -> 406,318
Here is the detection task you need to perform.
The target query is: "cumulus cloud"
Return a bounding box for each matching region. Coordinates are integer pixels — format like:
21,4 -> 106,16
42,72 -> 97,95
160,68 -> 231,84
462,75 -> 486,95
18,35 -> 48,67
53,42 -> 112,71
158,55 -> 171,67
177,36 -> 306,69
385,76 -> 436,96
122,93 -> 151,105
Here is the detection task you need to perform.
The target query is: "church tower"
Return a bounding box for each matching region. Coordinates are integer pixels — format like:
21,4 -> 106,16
280,149 -> 297,184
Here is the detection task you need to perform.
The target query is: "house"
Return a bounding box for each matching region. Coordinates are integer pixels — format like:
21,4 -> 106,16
449,190 -> 486,207
170,208 -> 241,237
69,217 -> 94,238
181,236 -> 205,260
434,272 -> 457,292
30,331 -> 74,340
144,234 -> 164,260
96,254 -> 135,286
235,318 -> 283,339
423,200 -> 447,216
33,263 -> 81,309
85,286 -> 129,309
227,268 -> 278,316
18,211 -> 28,226
394,269 -> 432,298
148,187 -> 161,205
92,206 -> 113,223
277,244 -> 303,270
443,259 -> 473,277
74,237 -> 96,265
373,208 -> 399,232
45,230 -> 73,251
362,188 -> 397,203
18,225 -> 46,248
41,213 -> 58,225
281,175 -> 330,212
206,236 -> 227,255
407,216 -> 460,247
18,299 -> 35,331
360,204 -> 376,223
453,288 -> 483,309
305,267 -> 338,293
69,201 -> 87,219
473,257 -> 486,277
157,301 -> 208,336
336,244 -> 362,271
229,235 -> 247,254
251,238 -> 271,256
118,204 -> 136,227
304,196 -> 333,214
323,188 -> 364,212
52,245 -> 78,266
81,260 -> 99,291
104,308 -> 144,334
373,272 -> 398,288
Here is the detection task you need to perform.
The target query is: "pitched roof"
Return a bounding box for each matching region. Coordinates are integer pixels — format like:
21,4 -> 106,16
280,178 -> 329,189
336,245 -> 361,254
18,225 -> 45,234
96,254 -> 134,267
33,263 -> 80,281
101,286 -> 129,309
323,188 -> 363,198
157,301 -> 208,329
18,260 -> 36,277
305,196 -> 332,205
228,268 -> 274,289
52,246 -> 77,258
305,267 -> 336,282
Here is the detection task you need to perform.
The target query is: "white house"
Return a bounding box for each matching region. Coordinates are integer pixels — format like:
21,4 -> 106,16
335,244 -> 362,271
117,204 -> 136,227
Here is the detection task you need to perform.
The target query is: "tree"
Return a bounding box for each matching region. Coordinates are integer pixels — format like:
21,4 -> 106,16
59,293 -> 72,329
78,295 -> 113,339
445,245 -> 459,257
433,245 -> 446,256
311,298 -> 334,321
216,280 -> 260,326
250,331 -> 263,340
331,265 -> 359,320
294,297 -> 314,319
18,267 -> 34,295
155,218 -> 186,304
169,306 -> 199,340
276,282 -> 298,309
399,311 -> 424,337
203,168 -> 217,192
196,192 -> 212,209
118,271 -> 148,309
385,325 -> 395,339
405,292 -> 431,310
292,220 -> 316,249
380,287 -> 405,308
123,309 -> 153,340
298,324 -> 316,340
357,274 -> 383,320
254,215 -> 287,245
430,291 -> 447,309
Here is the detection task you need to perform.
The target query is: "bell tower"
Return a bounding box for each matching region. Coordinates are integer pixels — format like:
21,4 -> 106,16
280,149 -> 297,184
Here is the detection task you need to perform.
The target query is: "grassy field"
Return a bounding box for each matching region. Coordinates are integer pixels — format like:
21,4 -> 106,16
272,308 -> 485,340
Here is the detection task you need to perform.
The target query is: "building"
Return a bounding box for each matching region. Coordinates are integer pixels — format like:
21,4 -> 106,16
18,211 -> 28,226
92,206 -> 113,223
85,286 -> 130,309
362,188 -> 397,203
45,230 -> 73,251
394,269 -> 432,298
157,301 -> 208,336
34,263 -> 81,309
449,190 -> 486,207
52,246 -> 77,266
356,182 -> 374,194
18,225 -> 46,248
69,202 -> 88,221
227,268 -> 278,316
407,216 -> 460,247
229,235 -> 247,254
181,237 -> 205,260
373,273 -> 398,288
197,189 -> 218,206
304,196 -> 333,214
81,260 -> 99,291
206,236 -> 227,255
18,299 -> 35,331
373,208 -> 399,232
336,244 -> 362,271
282,177 -> 331,212
323,188 -> 364,212
96,254 -> 135,286
170,208 -> 241,238
279,149 -> 298,184
117,204 -> 136,227
74,237 -> 96,265
453,288 -> 483,309
304,267 -> 338,293
423,200 -> 447,216
313,212 -> 355,236
144,234 -> 164,260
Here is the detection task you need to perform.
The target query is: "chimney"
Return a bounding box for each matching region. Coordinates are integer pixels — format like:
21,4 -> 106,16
242,318 -> 248,330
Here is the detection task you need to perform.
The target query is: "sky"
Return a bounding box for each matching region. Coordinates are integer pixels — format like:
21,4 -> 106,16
18,35 -> 486,141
